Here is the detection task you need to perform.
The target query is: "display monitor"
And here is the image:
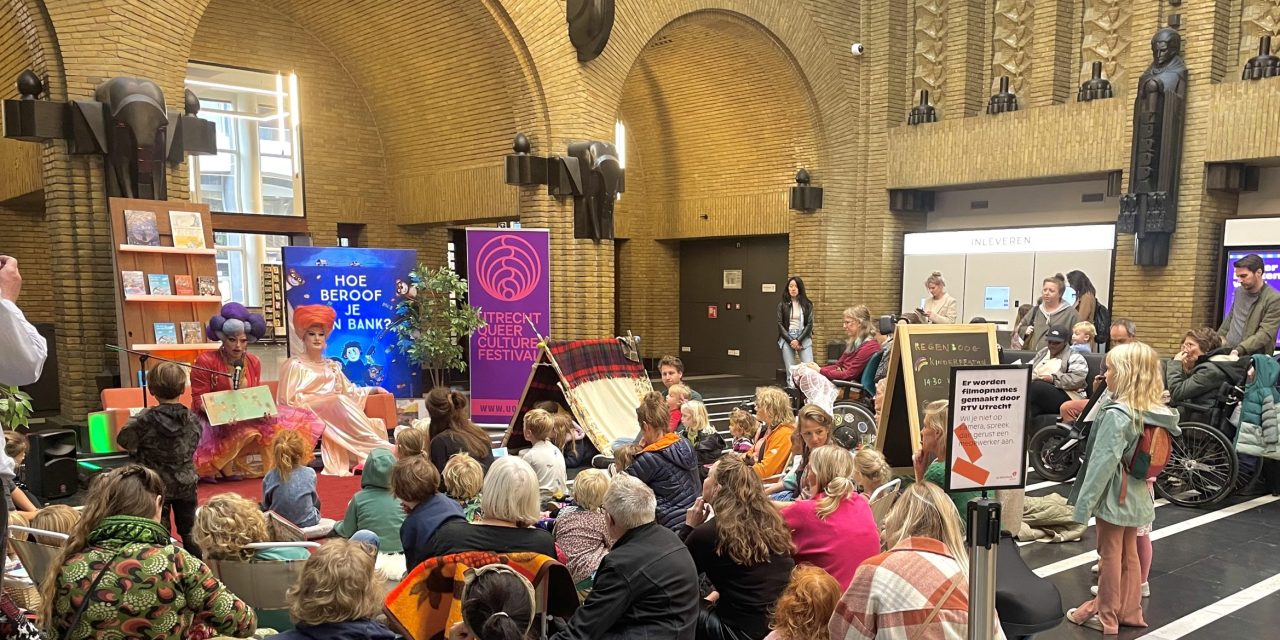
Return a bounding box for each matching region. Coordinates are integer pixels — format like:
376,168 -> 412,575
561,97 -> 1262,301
984,286 -> 1011,310
1221,247 -> 1280,349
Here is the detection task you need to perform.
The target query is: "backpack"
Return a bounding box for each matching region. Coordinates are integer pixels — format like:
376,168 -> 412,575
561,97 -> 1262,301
1125,421 -> 1172,481
1094,302 -> 1111,345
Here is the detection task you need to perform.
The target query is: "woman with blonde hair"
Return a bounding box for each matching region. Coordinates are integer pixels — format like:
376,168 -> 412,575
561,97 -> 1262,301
765,564 -> 841,640
915,400 -> 982,518
684,453 -> 795,640
752,386 -> 797,479
681,399 -> 725,479
1067,342 -> 1179,634
816,305 -> 879,383
853,448 -> 898,524
272,538 -> 396,639
921,271 -> 959,324
426,456 -> 557,558
41,465 -> 255,639
829,482 -> 1006,639
781,445 -> 880,589
765,404 -> 833,501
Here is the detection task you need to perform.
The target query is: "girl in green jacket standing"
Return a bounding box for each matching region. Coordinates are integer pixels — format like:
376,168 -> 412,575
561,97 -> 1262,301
1067,343 -> 1180,635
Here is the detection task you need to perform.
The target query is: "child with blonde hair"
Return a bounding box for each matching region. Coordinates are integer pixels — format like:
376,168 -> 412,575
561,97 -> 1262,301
765,564 -> 842,640
680,399 -> 725,479
443,452 -> 485,521
30,504 -> 80,546
554,469 -> 613,589
852,448 -> 898,524
666,384 -> 692,432
727,408 -> 757,462
272,538 -> 396,640
519,409 -> 568,502
395,427 -> 428,459
1072,321 -> 1097,354
263,429 -> 335,536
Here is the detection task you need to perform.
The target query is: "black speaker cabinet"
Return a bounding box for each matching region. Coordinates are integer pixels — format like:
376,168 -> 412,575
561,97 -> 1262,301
26,429 -> 78,499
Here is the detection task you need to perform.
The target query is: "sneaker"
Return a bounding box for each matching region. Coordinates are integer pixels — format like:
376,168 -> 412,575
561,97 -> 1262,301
1090,583 -> 1150,597
1091,563 -> 1099,574
591,454 -> 615,469
1067,608 -> 1103,631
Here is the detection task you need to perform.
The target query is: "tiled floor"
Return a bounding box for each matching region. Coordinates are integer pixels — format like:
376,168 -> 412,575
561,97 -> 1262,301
690,375 -> 1280,640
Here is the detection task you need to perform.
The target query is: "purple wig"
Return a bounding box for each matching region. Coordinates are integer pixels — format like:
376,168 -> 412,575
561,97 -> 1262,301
207,302 -> 268,342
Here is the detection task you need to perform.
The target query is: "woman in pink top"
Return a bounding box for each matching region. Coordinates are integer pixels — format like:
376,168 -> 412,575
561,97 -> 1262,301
781,445 -> 881,589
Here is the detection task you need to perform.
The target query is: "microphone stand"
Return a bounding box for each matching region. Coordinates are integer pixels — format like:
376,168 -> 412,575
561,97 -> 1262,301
107,345 -> 235,409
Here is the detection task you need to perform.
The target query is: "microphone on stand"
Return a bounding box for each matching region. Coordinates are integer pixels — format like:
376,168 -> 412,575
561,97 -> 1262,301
232,361 -> 244,391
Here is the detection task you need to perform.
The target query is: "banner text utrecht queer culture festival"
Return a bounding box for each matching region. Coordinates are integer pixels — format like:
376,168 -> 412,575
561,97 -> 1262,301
467,229 -> 551,424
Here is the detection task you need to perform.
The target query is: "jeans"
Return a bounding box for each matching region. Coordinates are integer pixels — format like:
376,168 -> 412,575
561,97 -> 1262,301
163,496 -> 200,560
780,334 -> 813,387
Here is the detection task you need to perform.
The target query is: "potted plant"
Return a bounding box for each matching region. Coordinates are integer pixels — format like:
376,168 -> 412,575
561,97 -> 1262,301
388,264 -> 486,390
0,385 -> 33,431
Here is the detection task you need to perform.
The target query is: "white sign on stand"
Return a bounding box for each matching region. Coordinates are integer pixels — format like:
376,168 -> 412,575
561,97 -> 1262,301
945,365 -> 1030,492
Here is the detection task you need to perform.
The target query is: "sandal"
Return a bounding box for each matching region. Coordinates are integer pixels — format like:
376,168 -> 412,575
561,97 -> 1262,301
1067,608 -> 1104,632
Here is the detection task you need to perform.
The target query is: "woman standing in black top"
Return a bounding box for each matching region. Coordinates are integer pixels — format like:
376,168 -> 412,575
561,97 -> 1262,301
683,454 -> 795,640
777,276 -> 815,388
425,388 -> 495,473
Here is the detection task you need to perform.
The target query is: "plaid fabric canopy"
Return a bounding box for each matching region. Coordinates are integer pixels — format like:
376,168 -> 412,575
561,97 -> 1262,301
545,338 -> 647,387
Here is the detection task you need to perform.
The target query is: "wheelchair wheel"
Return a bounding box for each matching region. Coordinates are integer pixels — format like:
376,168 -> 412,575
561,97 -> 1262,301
1028,425 -> 1082,483
1155,422 -> 1237,508
832,400 -> 877,449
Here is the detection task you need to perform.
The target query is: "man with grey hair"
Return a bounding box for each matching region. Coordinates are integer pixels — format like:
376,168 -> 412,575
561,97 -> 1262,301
551,474 -> 698,640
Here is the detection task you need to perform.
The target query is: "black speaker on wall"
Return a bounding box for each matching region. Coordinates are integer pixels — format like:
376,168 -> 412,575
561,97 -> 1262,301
26,429 -> 78,499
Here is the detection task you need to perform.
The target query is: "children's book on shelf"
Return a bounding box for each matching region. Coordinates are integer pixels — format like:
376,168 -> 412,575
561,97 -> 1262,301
197,276 -> 219,297
121,270 -> 146,296
123,209 -> 160,246
169,210 -> 207,249
147,274 -> 172,296
180,322 -> 204,344
173,274 -> 195,296
153,323 -> 178,345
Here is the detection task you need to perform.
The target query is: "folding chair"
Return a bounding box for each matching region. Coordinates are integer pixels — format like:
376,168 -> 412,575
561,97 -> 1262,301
867,478 -> 903,525
9,525 -> 69,587
204,541 -> 319,631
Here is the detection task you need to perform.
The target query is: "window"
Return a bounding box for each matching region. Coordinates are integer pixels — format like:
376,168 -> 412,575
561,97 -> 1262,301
187,63 -> 304,216
215,232 -> 291,306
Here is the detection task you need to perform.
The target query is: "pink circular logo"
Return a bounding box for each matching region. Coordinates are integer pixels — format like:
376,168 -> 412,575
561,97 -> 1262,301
475,235 -> 542,302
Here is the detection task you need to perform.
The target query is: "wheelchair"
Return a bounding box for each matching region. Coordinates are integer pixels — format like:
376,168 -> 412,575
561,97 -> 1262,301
787,350 -> 880,450
1157,363 -> 1259,508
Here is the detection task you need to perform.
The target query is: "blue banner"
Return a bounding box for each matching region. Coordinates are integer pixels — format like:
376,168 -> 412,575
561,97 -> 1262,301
282,246 -> 420,398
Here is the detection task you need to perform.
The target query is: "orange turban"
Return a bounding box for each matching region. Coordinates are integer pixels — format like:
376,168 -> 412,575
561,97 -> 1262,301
293,304 -> 337,336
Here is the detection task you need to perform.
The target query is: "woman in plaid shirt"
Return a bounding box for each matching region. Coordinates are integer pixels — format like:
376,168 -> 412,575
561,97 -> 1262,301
828,482 -> 1006,640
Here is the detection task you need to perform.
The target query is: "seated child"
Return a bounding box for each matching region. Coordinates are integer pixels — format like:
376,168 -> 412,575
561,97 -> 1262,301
1071,321 -> 1096,354
727,408 -> 757,464
764,564 -> 842,640
391,454 -> 465,572
443,453 -> 484,522
666,384 -> 691,432
553,469 -> 612,589
395,426 -> 428,459
449,564 -> 537,640
29,504 -> 80,545
263,430 -> 335,537
610,443 -> 642,476
680,400 -> 725,480
3,432 -> 39,520
334,448 -> 406,553
117,361 -> 203,557
272,538 -> 396,640
194,492 -> 310,562
518,409 -> 568,503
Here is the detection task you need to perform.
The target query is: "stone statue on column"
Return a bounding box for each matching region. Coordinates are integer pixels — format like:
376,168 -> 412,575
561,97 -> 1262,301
1118,28 -> 1188,267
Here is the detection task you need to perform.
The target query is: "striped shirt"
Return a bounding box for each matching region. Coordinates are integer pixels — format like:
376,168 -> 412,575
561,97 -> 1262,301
829,537 -> 1006,640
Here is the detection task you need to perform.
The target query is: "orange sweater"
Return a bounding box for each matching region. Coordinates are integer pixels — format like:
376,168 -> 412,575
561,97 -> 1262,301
753,422 -> 795,479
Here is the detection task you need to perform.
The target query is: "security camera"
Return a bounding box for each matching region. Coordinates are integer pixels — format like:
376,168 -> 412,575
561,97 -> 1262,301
851,43 -> 865,56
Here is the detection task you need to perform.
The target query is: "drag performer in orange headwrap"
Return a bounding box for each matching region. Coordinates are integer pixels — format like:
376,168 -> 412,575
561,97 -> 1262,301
192,303 -> 324,480
277,304 -> 394,476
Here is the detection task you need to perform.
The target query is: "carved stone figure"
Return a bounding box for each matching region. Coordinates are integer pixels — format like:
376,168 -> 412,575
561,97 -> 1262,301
1118,28 -> 1187,267
95,77 -> 171,199
566,0 -> 615,62
566,140 -> 622,241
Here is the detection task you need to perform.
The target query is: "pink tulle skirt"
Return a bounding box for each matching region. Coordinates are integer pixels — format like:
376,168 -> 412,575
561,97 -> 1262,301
194,405 -> 324,478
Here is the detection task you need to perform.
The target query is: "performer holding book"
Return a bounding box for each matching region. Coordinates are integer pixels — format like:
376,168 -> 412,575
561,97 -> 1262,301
192,303 -> 324,480
277,304 -> 394,477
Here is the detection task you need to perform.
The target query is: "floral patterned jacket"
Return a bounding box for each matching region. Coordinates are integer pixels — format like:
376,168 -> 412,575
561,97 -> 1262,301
48,515 -> 256,640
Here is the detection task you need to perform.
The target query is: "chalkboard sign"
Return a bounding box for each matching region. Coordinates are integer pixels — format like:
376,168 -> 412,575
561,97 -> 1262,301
876,324 -> 999,469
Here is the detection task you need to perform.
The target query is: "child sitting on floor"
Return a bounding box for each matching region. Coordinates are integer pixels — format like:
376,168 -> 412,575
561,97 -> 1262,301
392,453 -> 464,573
263,429 -> 335,537
553,469 -> 613,591
610,443 -> 642,476
395,426 -> 428,459
117,361 -> 203,557
334,448 -> 406,553
30,504 -> 80,546
271,538 -> 396,640
3,432 -> 39,520
728,408 -> 758,464
519,409 -> 568,504
443,452 -> 484,522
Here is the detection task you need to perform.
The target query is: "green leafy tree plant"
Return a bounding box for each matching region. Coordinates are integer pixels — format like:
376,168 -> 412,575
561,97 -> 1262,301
0,385 -> 33,431
388,264 -> 486,390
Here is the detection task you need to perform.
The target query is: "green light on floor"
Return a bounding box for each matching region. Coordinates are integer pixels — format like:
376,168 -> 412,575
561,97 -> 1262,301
77,461 -> 103,471
86,412 -> 116,454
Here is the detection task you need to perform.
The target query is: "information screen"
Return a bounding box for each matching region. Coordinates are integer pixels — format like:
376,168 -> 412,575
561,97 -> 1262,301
1222,248 -> 1280,349
984,286 -> 1011,310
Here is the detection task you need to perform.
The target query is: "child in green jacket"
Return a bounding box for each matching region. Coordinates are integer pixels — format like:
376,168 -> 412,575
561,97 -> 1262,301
334,448 -> 406,552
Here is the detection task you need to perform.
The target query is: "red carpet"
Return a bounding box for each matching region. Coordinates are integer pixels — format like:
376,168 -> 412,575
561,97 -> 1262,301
194,472 -> 362,521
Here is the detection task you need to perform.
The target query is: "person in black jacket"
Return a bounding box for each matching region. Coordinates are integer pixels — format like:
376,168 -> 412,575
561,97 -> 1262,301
626,392 -> 701,530
117,361 -> 203,559
777,276 -> 815,387
551,474 -> 698,640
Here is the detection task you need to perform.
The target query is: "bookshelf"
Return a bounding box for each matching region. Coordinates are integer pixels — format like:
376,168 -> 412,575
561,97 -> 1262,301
109,198 -> 222,386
